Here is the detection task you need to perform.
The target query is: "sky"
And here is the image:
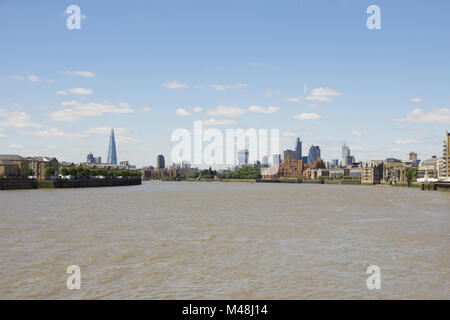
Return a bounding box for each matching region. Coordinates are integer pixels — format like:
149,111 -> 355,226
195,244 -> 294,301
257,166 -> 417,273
0,0 -> 449,168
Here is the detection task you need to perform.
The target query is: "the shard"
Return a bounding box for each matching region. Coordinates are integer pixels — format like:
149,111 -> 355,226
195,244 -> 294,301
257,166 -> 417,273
107,128 -> 118,164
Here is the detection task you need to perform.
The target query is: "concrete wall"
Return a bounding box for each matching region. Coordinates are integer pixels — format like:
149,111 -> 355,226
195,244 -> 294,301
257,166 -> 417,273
38,178 -> 142,189
0,179 -> 38,190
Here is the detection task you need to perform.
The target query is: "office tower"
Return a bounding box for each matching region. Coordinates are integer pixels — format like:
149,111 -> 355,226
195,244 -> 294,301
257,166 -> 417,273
302,156 -> 308,164
238,150 -> 249,166
283,150 -> 297,161
262,156 -> 269,167
444,131 -> 450,179
295,138 -> 302,161
407,152 -> 418,162
87,152 -> 95,164
331,159 -> 339,168
272,154 -> 281,166
107,128 -> 118,165
157,155 -> 165,169
342,142 -> 351,166
95,157 -> 102,164
308,145 -> 321,164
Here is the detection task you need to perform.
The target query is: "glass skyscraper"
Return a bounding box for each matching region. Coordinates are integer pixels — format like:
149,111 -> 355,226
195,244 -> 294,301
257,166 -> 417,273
308,145 -> 321,164
107,128 -> 118,165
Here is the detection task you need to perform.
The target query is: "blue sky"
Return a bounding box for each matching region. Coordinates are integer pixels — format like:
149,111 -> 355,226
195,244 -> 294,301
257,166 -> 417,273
0,0 -> 449,167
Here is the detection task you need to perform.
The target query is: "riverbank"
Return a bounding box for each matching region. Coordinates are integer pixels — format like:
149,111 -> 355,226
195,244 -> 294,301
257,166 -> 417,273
0,178 -> 141,190
0,179 -> 38,190
143,178 -> 450,192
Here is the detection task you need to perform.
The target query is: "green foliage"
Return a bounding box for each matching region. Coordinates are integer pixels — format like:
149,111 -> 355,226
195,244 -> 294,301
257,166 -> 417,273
219,166 -> 261,179
61,166 -> 140,179
28,168 -> 34,176
200,167 -> 217,179
405,168 -> 418,180
45,166 -> 56,177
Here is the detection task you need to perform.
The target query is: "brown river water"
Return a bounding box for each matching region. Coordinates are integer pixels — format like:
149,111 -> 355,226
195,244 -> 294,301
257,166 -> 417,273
0,182 -> 449,299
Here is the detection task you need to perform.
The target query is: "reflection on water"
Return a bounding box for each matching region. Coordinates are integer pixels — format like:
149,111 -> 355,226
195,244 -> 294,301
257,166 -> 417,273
0,182 -> 449,299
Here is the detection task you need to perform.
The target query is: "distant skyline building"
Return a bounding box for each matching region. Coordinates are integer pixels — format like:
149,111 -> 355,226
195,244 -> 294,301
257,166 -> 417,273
272,154 -> 281,166
443,131 -> 450,180
283,149 -> 297,161
302,156 -> 308,164
87,152 -> 95,164
238,150 -> 249,166
342,142 -> 351,166
407,152 -> 418,162
295,138 -> 302,161
157,155 -> 165,169
331,159 -> 339,168
262,156 -> 269,167
107,128 -> 118,165
308,145 -> 321,164
95,157 -> 102,164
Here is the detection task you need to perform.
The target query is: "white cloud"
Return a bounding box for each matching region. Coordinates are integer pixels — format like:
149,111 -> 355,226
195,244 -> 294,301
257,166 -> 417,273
0,109 -> 42,128
10,144 -> 24,149
209,83 -> 248,91
85,127 -> 132,135
410,97 -> 423,103
140,107 -> 152,112
207,106 -> 246,118
9,74 -> 41,82
56,88 -> 93,95
203,118 -> 237,126
27,128 -> 86,139
261,89 -> 280,97
352,130 -> 363,137
248,105 -> 280,114
395,108 -> 450,125
0,132 -> 7,138
163,80 -> 188,89
293,113 -> 323,120
249,62 -> 263,68
307,104 -> 317,109
65,70 -> 96,77
394,138 -> 422,145
192,106 -> 203,113
283,132 -> 296,137
176,108 -> 192,116
50,100 -> 135,122
289,87 -> 343,103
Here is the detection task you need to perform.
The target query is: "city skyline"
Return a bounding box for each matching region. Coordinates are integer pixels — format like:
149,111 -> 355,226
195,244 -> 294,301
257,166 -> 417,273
1,1 -> 449,167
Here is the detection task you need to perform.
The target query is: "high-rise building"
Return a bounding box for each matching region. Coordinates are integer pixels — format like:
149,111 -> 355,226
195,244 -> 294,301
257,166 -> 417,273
238,150 -> 249,166
262,156 -> 269,167
407,152 -> 418,162
443,131 -> 450,180
342,142 -> 351,166
272,154 -> 281,166
331,159 -> 339,168
157,155 -> 165,169
283,149 -> 297,161
295,138 -> 302,161
87,152 -> 95,164
308,146 -> 321,164
107,128 -> 118,165
95,157 -> 102,164
302,156 -> 308,164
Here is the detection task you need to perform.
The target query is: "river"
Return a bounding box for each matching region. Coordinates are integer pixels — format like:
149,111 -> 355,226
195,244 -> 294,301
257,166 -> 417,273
0,182 -> 448,299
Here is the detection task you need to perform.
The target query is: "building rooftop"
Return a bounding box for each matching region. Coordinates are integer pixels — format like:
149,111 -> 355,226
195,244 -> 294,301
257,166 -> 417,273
0,154 -> 25,161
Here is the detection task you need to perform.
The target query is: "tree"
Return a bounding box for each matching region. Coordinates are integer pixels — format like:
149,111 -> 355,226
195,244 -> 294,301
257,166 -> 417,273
28,168 -> 34,176
45,166 -> 55,178
405,168 -> 418,187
